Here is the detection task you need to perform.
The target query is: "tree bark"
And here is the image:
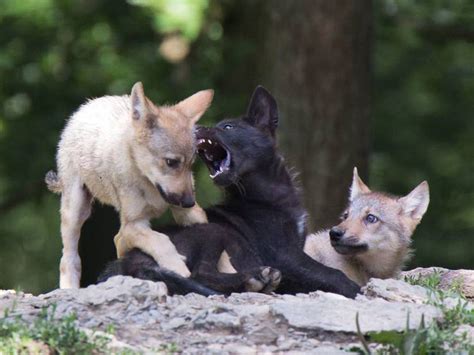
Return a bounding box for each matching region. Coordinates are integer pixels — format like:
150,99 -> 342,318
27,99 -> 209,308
261,1 -> 372,229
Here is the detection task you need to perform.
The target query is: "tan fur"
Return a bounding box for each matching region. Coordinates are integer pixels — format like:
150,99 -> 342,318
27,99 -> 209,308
304,168 -> 429,286
217,251 -> 238,274
50,82 -> 214,288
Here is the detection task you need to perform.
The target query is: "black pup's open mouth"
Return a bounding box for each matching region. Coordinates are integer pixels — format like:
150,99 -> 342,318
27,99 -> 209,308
197,137 -> 232,179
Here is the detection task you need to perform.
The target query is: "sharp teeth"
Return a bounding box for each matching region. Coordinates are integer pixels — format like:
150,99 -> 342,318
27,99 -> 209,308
224,152 -> 231,168
210,165 -> 225,179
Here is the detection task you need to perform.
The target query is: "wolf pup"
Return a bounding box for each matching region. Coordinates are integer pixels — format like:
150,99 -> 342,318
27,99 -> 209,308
46,82 -> 213,289
102,86 -> 361,298
304,168 -> 429,286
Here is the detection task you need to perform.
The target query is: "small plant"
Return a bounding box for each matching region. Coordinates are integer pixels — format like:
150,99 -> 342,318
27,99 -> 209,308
0,304 -> 111,354
355,312 -> 434,354
403,270 -> 442,290
158,342 -> 180,354
354,273 -> 474,354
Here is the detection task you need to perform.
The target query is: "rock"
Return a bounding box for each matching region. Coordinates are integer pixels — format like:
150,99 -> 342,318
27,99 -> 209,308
42,276 -> 168,306
1,270 -> 472,353
402,267 -> 474,299
192,307 -> 242,330
363,277 -> 473,315
309,345 -> 350,354
221,343 -> 256,354
440,270 -> 474,299
161,317 -> 188,331
246,326 -> 279,344
81,328 -> 140,353
271,291 -> 441,333
455,324 -> 474,343
362,278 -> 431,304
401,267 -> 449,280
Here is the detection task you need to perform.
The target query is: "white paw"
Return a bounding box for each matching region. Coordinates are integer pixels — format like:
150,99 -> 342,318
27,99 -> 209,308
245,267 -> 281,293
160,257 -> 191,278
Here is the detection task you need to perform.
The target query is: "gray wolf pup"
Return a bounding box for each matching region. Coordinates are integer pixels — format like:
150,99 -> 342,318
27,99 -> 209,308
46,82 -> 213,288
304,168 -> 429,286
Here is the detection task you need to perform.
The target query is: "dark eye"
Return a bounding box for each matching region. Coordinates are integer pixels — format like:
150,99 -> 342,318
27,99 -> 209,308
223,124 -> 233,130
365,214 -> 379,224
341,211 -> 349,220
165,158 -> 180,168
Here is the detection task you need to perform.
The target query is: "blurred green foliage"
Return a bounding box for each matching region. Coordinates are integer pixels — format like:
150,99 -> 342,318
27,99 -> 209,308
373,0 -> 474,269
0,0 -> 472,294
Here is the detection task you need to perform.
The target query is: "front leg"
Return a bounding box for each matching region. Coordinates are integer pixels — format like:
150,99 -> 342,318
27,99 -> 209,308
171,204 -> 207,226
114,220 -> 191,277
274,249 -> 360,298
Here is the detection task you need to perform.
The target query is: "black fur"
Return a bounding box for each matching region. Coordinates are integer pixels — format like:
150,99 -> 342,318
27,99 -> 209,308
100,86 -> 360,298
99,249 -> 219,296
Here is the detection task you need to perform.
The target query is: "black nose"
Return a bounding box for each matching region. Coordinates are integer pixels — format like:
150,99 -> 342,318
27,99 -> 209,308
329,227 -> 344,242
180,194 -> 195,208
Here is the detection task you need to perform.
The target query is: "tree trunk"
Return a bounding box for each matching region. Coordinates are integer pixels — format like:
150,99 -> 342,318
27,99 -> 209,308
262,1 -> 372,229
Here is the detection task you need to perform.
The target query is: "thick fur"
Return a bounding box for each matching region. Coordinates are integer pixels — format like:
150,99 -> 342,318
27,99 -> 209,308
47,82 -> 213,288
304,168 -> 430,286
102,86 -> 360,298
100,220 -> 283,295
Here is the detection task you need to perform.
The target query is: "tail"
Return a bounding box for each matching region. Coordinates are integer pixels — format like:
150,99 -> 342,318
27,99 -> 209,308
98,249 -> 220,297
145,268 -> 221,297
45,170 -> 62,194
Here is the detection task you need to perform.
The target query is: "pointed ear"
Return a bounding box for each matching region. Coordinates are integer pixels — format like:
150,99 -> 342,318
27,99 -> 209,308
176,89 -> 214,125
399,181 -> 430,220
349,167 -> 371,201
130,82 -> 150,121
245,86 -> 279,136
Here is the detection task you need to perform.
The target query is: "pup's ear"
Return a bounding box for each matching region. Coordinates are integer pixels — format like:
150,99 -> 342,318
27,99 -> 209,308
399,181 -> 430,220
176,89 -> 214,125
349,167 -> 371,201
245,86 -> 278,136
130,82 -> 150,121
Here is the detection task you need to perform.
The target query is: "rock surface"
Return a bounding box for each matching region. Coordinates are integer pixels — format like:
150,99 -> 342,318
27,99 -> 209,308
1,273 -> 461,353
402,267 -> 474,299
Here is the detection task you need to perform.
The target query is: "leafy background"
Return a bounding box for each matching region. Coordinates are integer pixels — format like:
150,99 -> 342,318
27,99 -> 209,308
0,0 -> 472,293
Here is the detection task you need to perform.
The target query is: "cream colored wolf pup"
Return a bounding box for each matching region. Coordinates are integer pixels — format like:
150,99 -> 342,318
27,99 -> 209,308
304,168 -> 429,286
46,82 -> 213,289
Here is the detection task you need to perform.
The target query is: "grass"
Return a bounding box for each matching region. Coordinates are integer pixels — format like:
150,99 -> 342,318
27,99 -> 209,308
0,304 -> 112,354
403,270 -> 443,290
353,271 -> 474,354
158,342 -> 180,354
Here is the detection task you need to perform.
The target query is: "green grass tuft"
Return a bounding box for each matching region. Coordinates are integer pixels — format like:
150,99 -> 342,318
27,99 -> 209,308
354,272 -> 474,354
403,270 -> 442,290
0,304 -> 111,354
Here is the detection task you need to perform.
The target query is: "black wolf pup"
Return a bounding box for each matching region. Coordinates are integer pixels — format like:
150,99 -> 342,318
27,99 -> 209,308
101,86 -> 360,298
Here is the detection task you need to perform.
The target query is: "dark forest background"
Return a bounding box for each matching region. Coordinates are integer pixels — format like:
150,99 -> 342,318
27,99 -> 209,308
0,0 -> 472,294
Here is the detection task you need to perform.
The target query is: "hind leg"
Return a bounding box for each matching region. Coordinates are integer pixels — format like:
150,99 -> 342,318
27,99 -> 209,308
217,250 -> 281,293
194,258 -> 281,294
59,178 -> 92,289
192,238 -> 281,294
